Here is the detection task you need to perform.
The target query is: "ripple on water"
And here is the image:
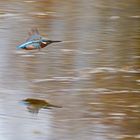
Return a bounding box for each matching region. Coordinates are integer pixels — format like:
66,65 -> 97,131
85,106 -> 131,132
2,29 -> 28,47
109,15 -> 140,20
77,67 -> 140,75
24,0 -> 35,3
15,50 -> 47,57
32,76 -> 89,83
33,87 -> 140,95
112,134 -> 140,139
129,15 -> 140,19
108,112 -> 126,117
109,16 -> 120,20
0,13 -> 20,18
20,54 -> 35,57
60,49 -> 96,55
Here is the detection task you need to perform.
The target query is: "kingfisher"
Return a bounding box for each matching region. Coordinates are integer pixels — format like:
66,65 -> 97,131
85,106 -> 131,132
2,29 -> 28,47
16,28 -> 61,50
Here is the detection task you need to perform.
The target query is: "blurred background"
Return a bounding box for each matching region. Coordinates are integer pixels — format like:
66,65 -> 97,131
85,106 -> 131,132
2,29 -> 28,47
0,0 -> 140,140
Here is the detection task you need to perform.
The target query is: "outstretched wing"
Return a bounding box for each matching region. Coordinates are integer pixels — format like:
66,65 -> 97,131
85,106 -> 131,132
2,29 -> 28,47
26,28 -> 42,42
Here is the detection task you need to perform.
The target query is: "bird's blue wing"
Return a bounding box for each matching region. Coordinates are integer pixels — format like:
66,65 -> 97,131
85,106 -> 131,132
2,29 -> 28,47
16,40 -> 41,49
26,28 -> 42,42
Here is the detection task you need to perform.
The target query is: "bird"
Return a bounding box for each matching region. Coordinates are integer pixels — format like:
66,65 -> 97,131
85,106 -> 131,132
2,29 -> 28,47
16,28 -> 61,50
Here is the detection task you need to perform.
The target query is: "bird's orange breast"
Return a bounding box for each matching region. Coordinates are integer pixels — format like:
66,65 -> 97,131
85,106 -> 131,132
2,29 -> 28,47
40,42 -> 48,48
25,45 -> 36,50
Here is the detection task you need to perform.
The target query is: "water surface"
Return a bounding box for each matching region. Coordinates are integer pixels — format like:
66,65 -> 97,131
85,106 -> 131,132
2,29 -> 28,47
0,0 -> 140,140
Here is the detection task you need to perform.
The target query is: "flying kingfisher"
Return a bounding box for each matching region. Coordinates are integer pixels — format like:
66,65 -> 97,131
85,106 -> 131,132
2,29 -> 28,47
16,28 -> 61,50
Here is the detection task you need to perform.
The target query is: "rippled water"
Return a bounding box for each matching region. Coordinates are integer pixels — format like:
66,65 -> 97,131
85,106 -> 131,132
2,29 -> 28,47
0,0 -> 140,140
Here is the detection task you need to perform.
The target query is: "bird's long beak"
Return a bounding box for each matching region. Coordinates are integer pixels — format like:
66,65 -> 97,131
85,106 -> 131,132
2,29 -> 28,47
51,40 -> 62,43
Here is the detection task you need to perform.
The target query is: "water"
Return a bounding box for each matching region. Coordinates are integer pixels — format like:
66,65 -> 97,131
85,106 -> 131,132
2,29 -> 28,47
0,0 -> 140,140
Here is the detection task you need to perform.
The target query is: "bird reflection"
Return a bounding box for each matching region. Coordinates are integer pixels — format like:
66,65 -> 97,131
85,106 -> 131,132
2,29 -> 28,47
22,98 -> 62,114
